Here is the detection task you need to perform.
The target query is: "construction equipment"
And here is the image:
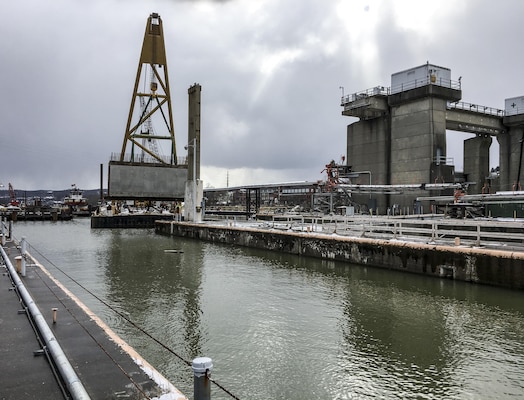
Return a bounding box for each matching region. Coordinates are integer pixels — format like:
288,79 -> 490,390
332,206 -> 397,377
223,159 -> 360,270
120,13 -> 176,164
8,183 -> 19,206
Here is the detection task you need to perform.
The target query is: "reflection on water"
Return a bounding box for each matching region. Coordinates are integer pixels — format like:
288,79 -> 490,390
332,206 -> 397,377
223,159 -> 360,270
13,219 -> 524,399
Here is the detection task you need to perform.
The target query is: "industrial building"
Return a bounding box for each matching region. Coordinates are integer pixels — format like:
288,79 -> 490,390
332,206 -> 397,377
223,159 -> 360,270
341,62 -> 524,214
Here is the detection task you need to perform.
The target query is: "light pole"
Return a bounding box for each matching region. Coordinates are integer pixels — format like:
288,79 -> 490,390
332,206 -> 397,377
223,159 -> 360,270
185,138 -> 198,222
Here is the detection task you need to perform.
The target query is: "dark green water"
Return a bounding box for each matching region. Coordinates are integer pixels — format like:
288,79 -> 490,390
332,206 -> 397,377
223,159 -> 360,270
13,219 -> 524,399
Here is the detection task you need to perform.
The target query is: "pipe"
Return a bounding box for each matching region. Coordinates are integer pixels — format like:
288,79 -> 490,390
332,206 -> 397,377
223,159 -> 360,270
0,245 -> 91,400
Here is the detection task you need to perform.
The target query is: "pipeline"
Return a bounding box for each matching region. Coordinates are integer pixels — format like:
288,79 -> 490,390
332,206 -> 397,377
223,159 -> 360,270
0,245 -> 91,400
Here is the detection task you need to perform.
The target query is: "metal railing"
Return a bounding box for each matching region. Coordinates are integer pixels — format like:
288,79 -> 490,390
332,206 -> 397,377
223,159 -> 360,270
390,77 -> 461,94
342,78 -> 461,106
110,152 -> 187,165
258,215 -> 524,251
433,156 -> 454,166
447,101 -> 504,117
341,86 -> 389,105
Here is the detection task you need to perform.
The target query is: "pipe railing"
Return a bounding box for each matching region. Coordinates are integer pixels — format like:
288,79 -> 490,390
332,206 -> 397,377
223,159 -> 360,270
447,101 -> 505,116
258,214 -> 524,250
0,244 -> 91,400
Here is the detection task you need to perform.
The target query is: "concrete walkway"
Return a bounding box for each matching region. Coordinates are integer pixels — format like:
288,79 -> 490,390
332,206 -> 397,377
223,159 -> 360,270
0,238 -> 186,400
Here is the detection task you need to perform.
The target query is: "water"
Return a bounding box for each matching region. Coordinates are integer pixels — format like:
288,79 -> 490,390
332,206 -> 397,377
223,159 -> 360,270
12,219 -> 524,399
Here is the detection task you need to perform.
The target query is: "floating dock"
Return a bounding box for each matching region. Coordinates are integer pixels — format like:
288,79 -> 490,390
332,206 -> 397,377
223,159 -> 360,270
91,213 -> 175,228
0,237 -> 186,399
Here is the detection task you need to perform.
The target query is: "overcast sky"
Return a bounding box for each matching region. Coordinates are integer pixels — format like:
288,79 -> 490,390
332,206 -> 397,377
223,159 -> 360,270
1,0 -> 523,191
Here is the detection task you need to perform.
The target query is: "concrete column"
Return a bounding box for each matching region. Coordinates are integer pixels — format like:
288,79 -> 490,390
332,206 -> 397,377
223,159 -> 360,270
464,134 -> 492,194
497,132 -> 510,191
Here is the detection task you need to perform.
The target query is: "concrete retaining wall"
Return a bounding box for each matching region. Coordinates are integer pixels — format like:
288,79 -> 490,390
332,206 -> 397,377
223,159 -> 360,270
155,221 -> 524,290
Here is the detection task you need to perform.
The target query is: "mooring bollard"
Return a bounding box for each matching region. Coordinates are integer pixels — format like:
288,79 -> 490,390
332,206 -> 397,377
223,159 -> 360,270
192,356 -> 213,400
52,308 -> 58,324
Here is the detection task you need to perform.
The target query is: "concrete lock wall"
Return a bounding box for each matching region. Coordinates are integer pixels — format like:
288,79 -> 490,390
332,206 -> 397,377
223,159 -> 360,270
156,221 -> 524,290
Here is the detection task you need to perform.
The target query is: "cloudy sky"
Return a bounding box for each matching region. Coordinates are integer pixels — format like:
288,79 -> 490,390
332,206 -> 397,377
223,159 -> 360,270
1,0 -> 523,191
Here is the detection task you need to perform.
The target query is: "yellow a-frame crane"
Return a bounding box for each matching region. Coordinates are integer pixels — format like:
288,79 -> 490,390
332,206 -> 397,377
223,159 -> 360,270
120,13 -> 177,164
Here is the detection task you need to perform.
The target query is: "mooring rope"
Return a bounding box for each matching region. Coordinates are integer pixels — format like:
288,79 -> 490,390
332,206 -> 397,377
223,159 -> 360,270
16,237 -> 241,400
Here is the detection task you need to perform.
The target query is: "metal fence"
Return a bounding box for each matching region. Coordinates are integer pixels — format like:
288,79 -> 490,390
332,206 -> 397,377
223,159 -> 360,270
261,214 -> 524,250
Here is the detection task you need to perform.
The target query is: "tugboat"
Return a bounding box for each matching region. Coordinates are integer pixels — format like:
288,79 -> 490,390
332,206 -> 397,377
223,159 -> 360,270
63,184 -> 91,217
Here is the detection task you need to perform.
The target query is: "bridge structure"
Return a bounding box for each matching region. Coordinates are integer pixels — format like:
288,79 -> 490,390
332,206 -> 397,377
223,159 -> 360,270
341,62 -> 524,213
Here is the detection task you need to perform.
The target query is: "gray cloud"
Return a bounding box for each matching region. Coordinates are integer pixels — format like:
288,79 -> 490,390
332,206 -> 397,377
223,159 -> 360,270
0,0 -> 522,190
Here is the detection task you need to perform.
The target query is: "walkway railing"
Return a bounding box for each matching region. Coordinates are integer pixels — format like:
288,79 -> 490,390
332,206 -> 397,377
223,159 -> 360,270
341,86 -> 389,105
447,101 -> 504,117
259,215 -> 524,251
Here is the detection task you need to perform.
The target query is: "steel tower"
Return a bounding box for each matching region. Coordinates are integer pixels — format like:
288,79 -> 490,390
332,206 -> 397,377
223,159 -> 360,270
120,13 -> 177,164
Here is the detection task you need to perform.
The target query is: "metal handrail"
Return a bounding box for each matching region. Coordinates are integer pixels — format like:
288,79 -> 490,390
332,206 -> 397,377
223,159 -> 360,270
342,77 -> 461,106
390,77 -> 461,94
447,101 -> 504,117
0,245 -> 91,400
341,86 -> 389,105
110,152 -> 187,165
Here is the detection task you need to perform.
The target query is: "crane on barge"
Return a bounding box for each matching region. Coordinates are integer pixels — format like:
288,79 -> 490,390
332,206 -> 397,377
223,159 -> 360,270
8,183 -> 19,206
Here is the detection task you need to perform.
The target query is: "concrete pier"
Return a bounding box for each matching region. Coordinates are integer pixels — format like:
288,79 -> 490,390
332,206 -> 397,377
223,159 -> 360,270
156,219 -> 524,290
0,238 -> 186,399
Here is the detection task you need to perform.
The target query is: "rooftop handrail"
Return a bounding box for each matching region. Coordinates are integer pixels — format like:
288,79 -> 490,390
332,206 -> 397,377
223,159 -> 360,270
390,76 -> 461,94
342,77 -> 461,105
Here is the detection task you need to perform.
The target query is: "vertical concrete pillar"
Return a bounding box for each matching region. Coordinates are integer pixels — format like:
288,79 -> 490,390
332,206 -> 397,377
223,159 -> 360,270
501,112 -> 524,191
346,116 -> 390,212
389,96 -> 450,208
497,132 -> 511,191
464,134 -> 492,194
186,84 -> 202,222
508,127 -> 524,190
498,127 -> 524,191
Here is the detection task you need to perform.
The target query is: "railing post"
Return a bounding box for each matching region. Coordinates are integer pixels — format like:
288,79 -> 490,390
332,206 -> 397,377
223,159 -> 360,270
193,357 -> 213,400
21,236 -> 27,277
476,224 -> 481,247
1,217 -> 5,246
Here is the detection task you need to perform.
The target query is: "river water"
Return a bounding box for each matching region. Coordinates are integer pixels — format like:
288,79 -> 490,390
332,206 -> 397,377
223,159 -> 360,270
12,218 -> 524,400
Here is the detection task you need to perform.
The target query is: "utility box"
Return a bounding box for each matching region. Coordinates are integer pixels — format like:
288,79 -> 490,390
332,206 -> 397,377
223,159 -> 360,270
391,63 -> 452,94
505,96 -> 524,116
